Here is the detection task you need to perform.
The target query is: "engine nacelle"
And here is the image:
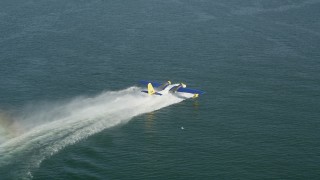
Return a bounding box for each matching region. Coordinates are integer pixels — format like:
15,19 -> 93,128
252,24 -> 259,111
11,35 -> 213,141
181,83 -> 186,88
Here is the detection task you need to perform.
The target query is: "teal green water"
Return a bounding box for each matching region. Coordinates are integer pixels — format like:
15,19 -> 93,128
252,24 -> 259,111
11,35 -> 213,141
1,1 -> 320,179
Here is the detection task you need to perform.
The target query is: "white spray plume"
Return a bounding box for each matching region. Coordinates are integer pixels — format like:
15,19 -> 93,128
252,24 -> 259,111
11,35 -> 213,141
0,87 -> 188,179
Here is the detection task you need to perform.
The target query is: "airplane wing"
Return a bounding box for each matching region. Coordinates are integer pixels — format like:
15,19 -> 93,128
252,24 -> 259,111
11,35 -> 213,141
177,87 -> 205,95
139,80 -> 162,88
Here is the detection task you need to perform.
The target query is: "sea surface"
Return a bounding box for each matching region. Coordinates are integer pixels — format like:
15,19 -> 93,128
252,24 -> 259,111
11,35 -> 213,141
0,0 -> 320,179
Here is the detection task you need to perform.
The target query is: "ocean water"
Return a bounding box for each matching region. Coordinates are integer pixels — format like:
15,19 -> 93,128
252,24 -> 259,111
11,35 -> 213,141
0,0 -> 320,179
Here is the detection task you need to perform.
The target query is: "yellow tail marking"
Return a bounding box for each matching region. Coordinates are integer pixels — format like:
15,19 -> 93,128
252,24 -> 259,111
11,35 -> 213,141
193,94 -> 199,98
147,83 -> 156,95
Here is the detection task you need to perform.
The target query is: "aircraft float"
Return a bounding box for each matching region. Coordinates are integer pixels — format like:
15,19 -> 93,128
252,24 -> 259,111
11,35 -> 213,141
140,80 -> 205,98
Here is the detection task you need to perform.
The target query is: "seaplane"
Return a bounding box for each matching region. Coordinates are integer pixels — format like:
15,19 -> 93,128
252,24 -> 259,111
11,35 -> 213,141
140,80 -> 205,98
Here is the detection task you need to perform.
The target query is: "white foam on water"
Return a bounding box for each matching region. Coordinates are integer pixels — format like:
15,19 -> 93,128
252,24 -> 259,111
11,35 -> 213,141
0,87 -> 188,179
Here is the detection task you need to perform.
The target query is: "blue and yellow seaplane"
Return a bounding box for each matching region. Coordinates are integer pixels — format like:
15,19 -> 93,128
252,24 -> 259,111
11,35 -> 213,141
140,80 -> 205,98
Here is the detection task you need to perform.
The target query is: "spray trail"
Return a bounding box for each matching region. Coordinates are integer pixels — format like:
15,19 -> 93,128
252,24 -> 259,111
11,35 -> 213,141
0,87 -> 187,179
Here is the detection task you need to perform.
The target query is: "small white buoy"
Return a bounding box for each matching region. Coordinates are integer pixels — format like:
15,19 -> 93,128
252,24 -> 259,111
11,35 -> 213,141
181,126 -> 184,130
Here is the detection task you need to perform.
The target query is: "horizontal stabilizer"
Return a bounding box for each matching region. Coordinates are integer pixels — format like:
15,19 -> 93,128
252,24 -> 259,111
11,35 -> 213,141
177,87 -> 205,95
141,90 -> 162,96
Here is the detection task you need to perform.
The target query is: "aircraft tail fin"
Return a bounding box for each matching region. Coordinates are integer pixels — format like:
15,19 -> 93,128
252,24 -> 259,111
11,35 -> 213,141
141,83 -> 162,95
148,83 -> 156,95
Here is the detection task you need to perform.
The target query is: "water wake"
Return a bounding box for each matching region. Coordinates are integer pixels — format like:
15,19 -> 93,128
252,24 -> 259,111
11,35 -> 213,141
0,87 -> 186,179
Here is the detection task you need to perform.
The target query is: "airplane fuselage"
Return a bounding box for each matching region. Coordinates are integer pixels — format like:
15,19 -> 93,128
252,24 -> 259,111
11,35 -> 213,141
155,84 -> 181,95
140,80 -> 205,98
